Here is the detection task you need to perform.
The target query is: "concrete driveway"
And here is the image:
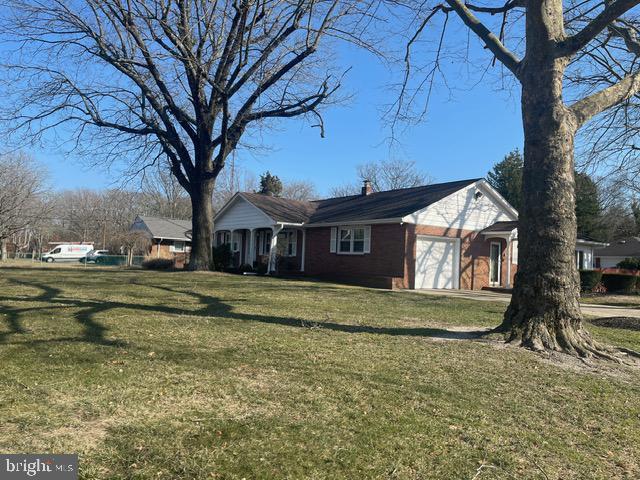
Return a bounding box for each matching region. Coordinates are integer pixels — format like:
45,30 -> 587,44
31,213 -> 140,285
414,289 -> 640,319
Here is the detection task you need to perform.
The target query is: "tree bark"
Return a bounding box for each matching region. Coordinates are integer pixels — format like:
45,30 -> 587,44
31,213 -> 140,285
188,179 -> 215,271
500,1 -> 610,358
0,238 -> 7,261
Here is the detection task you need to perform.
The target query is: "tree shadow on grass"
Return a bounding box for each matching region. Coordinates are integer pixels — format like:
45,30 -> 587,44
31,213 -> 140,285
0,278 -> 491,349
0,279 -> 125,347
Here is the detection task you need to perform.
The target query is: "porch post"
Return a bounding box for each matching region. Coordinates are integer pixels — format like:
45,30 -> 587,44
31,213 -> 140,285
505,237 -> 512,289
268,225 -> 282,273
249,229 -> 257,267
300,228 -> 306,272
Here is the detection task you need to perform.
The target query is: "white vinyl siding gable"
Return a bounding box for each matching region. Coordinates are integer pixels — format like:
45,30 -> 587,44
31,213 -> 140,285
403,183 -> 515,231
214,196 -> 274,230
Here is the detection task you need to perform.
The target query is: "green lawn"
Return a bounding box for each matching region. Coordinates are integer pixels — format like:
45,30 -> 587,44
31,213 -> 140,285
581,293 -> 640,308
1,264 -> 639,479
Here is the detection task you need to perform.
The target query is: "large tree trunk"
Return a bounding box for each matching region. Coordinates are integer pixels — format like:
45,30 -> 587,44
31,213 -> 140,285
0,238 -> 7,261
188,179 -> 214,271
500,1 -> 609,358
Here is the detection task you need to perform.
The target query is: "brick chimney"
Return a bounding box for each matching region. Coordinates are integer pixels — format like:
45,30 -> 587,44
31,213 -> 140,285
361,179 -> 373,196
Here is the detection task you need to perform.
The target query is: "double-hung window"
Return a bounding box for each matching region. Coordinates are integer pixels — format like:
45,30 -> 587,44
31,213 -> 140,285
336,226 -> 369,254
171,241 -> 185,253
217,231 -> 230,247
258,230 -> 272,255
278,231 -> 297,257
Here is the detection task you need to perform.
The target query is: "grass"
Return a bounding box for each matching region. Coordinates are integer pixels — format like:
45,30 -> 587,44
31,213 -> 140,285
1,263 -> 640,479
581,293 -> 640,308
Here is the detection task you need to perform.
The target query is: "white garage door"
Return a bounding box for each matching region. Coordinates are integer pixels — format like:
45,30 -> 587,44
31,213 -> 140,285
415,236 -> 459,289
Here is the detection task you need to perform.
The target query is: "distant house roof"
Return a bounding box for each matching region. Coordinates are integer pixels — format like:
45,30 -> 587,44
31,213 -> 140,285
234,179 -> 483,225
595,237 -> 640,257
133,215 -> 192,241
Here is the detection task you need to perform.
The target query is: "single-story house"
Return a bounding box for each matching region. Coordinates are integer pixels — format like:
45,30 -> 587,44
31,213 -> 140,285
594,237 -> 640,268
212,178 -> 603,290
130,215 -> 192,265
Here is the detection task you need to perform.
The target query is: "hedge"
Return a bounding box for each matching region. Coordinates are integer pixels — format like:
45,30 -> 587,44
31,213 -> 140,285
617,257 -> 640,270
579,270 -> 602,292
601,273 -> 638,293
141,258 -> 175,270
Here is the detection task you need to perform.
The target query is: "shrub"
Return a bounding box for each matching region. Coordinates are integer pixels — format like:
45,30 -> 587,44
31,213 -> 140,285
601,273 -> 638,293
616,257 -> 640,270
579,270 -> 602,292
255,262 -> 268,275
141,258 -> 174,270
238,263 -> 254,273
212,244 -> 233,271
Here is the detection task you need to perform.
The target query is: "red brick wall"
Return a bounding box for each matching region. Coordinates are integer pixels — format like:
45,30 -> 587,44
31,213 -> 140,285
403,224 -> 516,290
148,241 -> 189,269
304,224 -> 405,282
303,223 -> 517,290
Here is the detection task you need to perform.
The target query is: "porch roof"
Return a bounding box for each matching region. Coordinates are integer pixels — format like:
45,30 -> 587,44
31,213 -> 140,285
480,220 -> 518,235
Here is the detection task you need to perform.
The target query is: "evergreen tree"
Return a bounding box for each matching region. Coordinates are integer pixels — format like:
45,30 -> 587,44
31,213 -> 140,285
575,172 -> 602,240
487,151 -> 605,240
259,172 -> 283,197
486,149 -> 523,212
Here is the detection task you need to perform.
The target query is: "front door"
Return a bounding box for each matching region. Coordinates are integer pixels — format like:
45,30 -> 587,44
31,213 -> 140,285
489,242 -> 501,287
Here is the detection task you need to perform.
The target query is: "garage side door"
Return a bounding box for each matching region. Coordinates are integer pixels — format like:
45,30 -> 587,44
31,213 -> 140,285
415,236 -> 459,289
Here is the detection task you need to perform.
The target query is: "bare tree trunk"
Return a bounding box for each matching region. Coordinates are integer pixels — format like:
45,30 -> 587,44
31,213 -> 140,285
188,179 -> 214,271
500,3 -> 609,357
0,238 -> 7,261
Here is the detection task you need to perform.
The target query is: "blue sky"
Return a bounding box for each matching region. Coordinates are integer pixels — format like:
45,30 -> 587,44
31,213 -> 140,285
22,36 -> 524,196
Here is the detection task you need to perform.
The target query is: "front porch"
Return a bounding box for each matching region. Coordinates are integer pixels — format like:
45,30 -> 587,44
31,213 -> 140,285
214,226 -> 306,273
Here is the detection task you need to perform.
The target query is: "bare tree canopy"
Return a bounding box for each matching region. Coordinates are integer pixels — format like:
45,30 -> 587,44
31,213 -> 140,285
281,179 -> 318,200
330,158 -> 430,196
395,0 -> 640,359
140,163 -> 192,220
0,152 -> 49,259
0,0 -> 379,269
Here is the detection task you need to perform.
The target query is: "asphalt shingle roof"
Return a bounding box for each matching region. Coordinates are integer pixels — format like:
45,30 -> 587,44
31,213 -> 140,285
480,220 -> 518,234
239,179 -> 481,224
595,237 -> 640,257
136,216 -> 192,240
241,193 -> 318,224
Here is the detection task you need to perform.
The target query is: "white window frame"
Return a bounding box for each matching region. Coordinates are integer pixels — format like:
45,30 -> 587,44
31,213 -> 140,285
489,241 -> 502,286
171,241 -> 185,253
217,231 -> 231,247
258,230 -> 272,256
337,225 -> 368,255
278,230 -> 297,257
231,231 -> 242,253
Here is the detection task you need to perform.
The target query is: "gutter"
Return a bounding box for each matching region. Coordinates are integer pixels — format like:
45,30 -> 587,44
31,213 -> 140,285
303,218 -> 404,228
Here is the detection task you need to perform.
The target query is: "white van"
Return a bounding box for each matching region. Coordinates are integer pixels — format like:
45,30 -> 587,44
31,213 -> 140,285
42,244 -> 94,262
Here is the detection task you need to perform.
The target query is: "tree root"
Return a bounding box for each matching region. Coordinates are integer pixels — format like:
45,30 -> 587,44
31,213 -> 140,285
503,313 -> 634,363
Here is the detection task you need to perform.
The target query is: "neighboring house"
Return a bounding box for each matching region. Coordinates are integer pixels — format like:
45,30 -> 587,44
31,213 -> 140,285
131,216 -> 192,264
594,237 -> 640,268
213,179 -> 602,290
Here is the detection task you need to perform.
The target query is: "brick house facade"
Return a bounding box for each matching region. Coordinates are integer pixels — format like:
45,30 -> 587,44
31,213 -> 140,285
213,179 -> 601,290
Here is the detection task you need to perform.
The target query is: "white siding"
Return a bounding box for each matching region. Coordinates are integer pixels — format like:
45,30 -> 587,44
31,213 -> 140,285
214,196 -> 274,231
597,256 -> 627,269
403,183 -> 515,231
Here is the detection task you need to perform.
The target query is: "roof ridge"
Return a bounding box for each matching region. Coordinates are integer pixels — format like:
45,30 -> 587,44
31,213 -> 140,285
312,178 -> 482,202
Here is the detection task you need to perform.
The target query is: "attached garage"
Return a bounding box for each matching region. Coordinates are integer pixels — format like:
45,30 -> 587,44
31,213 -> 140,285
415,236 -> 460,289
